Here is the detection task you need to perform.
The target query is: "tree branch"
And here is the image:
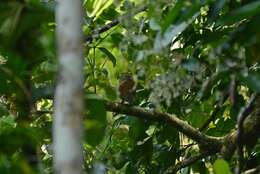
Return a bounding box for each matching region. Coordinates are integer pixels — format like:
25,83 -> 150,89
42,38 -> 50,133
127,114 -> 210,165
243,165 -> 260,174
31,87 -> 260,174
85,20 -> 119,43
85,5 -> 147,43
105,96 -> 260,168
105,102 -> 222,148
221,94 -> 260,160
31,86 -> 260,164
165,150 -> 214,174
236,92 -> 259,174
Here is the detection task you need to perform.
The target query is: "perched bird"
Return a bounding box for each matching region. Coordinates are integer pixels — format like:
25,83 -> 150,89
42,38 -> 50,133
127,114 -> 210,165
119,73 -> 135,104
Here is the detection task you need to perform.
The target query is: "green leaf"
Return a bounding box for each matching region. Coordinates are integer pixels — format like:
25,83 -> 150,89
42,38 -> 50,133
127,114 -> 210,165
197,71 -> 229,100
110,33 -> 124,46
207,117 -> 235,137
32,85 -> 54,103
128,117 -> 147,141
192,161 -> 208,174
131,137 -> 153,162
157,124 -> 179,146
187,104 -> 212,128
84,0 -> 95,12
208,0 -> 227,23
213,159 -> 232,174
154,12 -> 199,52
161,1 -> 183,32
0,115 -> 16,134
98,47 -> 116,67
217,1 -> 260,25
98,82 -> 117,101
0,103 -> 8,116
104,85 -> 117,101
100,5 -> 119,21
239,71 -> 260,92
84,94 -> 106,146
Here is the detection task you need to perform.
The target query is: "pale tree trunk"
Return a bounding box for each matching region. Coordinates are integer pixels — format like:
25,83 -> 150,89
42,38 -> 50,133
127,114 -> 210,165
53,0 -> 84,174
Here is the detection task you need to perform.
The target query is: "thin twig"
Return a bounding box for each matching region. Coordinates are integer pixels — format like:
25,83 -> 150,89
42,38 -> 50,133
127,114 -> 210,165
0,66 -> 31,105
236,92 -> 258,174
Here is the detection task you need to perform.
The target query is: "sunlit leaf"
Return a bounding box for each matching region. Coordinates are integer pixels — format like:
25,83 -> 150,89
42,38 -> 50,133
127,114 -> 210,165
213,159 -> 232,174
154,12 -> 199,52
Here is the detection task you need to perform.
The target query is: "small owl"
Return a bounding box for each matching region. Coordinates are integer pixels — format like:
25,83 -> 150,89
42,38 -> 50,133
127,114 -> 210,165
119,73 -> 135,104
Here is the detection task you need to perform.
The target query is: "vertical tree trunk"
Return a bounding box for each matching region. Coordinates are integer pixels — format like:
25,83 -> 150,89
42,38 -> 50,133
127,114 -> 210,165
54,0 -> 84,174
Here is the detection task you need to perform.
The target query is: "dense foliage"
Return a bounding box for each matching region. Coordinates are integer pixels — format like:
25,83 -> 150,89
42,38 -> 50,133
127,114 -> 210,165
0,0 -> 260,173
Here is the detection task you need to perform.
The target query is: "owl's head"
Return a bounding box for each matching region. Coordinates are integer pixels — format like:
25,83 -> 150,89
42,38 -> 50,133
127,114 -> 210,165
120,72 -> 133,81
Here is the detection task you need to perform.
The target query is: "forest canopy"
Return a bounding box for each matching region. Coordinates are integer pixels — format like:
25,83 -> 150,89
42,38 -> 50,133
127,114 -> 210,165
0,0 -> 260,173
